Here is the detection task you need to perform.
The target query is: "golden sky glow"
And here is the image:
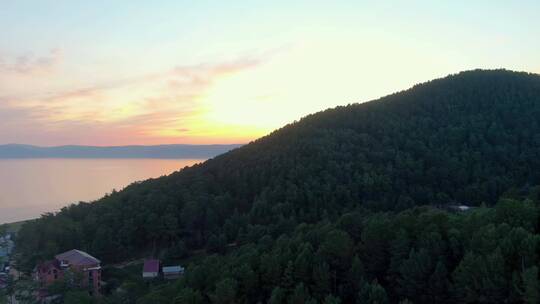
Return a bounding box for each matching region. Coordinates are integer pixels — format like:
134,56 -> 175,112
1,1 -> 540,145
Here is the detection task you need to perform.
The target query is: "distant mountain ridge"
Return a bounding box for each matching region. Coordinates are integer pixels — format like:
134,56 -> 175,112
0,143 -> 242,159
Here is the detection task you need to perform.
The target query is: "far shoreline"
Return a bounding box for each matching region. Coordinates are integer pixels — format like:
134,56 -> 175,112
2,219 -> 29,233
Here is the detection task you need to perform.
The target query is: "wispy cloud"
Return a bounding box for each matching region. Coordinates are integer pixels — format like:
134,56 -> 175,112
0,49 -> 62,75
17,56 -> 262,106
0,55 -> 266,145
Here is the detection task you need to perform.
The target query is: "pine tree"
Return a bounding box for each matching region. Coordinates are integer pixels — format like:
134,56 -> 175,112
262,254 -> 282,288
428,260 -> 450,303
349,255 -> 366,289
452,251 -> 482,302
313,262 -> 331,296
282,261 -> 296,291
289,283 -> 309,304
295,244 -> 314,283
397,248 -> 432,300
324,295 -> 342,304
483,249 -> 507,302
521,266 -> 539,304
359,280 -> 389,304
211,278 -> 238,304
175,288 -> 203,304
387,229 -> 410,286
269,287 -> 286,304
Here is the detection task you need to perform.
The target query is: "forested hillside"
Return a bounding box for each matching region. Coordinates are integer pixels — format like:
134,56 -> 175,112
16,69 -> 540,303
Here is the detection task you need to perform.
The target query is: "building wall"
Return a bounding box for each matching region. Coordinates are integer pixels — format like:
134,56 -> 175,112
69,263 -> 101,295
164,273 -> 181,280
143,271 -> 158,278
36,262 -> 101,296
88,268 -> 101,295
37,266 -> 63,286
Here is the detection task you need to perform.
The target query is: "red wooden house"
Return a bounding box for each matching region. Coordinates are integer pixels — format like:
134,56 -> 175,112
35,249 -> 102,297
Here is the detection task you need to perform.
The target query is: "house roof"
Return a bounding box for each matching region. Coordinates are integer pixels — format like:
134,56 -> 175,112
162,265 -> 184,273
55,249 -> 100,266
143,259 -> 160,273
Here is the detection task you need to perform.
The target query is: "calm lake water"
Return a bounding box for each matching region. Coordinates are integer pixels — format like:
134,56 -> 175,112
0,158 -> 204,224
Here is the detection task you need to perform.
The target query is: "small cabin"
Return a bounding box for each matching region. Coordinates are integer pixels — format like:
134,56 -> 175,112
142,259 -> 160,279
447,205 -> 474,212
162,265 -> 184,280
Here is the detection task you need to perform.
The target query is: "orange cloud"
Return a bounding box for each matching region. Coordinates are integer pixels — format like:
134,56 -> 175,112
0,55 -> 267,145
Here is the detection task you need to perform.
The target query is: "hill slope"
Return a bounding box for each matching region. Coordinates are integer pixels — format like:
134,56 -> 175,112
15,69 -> 540,303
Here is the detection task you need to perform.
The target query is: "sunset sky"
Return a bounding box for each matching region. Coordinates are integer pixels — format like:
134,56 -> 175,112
1,1 -> 540,146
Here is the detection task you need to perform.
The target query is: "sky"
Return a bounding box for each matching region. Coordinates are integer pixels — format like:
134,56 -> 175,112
1,1 -> 540,146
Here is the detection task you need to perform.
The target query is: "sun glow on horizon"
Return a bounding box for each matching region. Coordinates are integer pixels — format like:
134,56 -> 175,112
1,1 -> 540,146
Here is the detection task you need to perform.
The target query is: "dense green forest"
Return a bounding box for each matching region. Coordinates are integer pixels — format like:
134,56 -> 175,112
14,70 -> 540,303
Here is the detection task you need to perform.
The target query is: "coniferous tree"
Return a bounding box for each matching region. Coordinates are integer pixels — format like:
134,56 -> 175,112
269,287 -> 286,304
522,266 -> 540,304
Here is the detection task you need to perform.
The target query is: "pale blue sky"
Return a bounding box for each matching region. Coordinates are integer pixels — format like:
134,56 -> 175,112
1,1 -> 539,145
